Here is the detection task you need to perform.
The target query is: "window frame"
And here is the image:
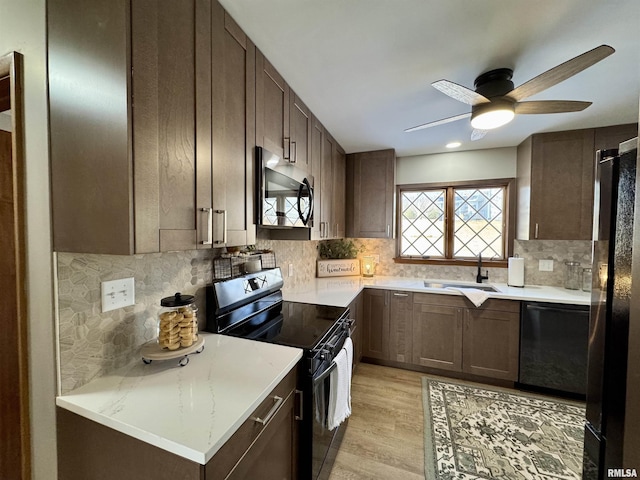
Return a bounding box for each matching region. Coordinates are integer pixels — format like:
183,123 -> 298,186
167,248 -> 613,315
394,178 -> 516,267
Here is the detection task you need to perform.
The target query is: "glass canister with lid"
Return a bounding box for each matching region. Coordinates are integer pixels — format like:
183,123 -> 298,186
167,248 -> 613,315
564,261 -> 582,290
158,292 -> 198,351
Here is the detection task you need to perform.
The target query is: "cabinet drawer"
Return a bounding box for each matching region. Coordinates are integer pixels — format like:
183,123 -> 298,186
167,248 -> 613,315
413,292 -> 519,314
205,365 -> 298,478
413,292 -> 467,307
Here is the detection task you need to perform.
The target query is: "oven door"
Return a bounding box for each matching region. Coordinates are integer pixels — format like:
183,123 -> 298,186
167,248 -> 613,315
310,328 -> 349,480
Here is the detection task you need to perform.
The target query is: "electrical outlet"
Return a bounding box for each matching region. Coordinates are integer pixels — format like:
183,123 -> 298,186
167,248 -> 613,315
101,277 -> 135,313
539,259 -> 554,272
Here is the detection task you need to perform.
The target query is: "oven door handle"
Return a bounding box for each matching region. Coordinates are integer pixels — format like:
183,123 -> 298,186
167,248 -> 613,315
313,361 -> 337,386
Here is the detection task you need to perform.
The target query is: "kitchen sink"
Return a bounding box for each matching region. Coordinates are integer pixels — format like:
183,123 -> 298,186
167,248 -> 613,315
423,281 -> 499,293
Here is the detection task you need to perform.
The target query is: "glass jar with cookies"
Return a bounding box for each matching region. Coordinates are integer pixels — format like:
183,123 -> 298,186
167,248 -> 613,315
158,292 -> 198,351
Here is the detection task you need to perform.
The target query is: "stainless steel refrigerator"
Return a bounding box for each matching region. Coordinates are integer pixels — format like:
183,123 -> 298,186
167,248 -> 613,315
583,137 -> 638,478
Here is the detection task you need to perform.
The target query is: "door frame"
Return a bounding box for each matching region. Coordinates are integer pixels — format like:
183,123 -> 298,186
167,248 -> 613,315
0,50 -> 30,480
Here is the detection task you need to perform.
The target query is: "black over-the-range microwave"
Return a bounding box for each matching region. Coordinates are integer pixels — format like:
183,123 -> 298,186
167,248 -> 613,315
256,146 -> 314,229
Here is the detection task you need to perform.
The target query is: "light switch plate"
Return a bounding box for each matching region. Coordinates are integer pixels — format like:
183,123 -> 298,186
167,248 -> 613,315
101,277 -> 135,312
539,259 -> 554,272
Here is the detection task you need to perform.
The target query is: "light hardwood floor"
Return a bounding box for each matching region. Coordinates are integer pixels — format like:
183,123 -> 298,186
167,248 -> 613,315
328,363 -> 426,480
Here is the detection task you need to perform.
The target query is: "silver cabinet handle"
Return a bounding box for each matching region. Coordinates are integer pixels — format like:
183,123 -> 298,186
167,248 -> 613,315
393,293 -> 409,297
294,389 -> 303,421
252,395 -> 283,426
291,141 -> 297,163
201,208 -> 212,245
386,224 -> 390,238
213,209 -> 227,244
535,223 -> 539,239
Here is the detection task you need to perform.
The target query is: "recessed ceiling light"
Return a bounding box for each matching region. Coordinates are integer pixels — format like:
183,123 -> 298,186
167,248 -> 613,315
446,142 -> 461,149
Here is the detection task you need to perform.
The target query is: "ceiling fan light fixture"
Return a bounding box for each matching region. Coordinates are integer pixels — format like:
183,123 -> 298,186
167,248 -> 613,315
470,102 -> 515,130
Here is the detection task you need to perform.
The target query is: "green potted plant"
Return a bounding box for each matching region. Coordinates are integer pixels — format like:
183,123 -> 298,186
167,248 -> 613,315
317,239 -> 364,277
318,239 -> 363,259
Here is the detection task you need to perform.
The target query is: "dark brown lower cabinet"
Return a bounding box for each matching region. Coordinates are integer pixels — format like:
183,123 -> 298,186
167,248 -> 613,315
463,303 -> 521,380
57,367 -> 299,480
363,290 -> 521,382
348,292 -> 364,366
412,293 -> 520,381
412,294 -> 464,372
389,291 -> 413,364
362,289 -> 389,360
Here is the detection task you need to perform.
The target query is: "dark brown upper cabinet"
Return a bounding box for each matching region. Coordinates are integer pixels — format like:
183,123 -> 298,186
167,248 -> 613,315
204,0 -> 256,247
255,52 -> 290,161
289,93 -> 312,173
346,148 -> 395,238
314,129 -> 346,239
516,123 -> 637,241
255,53 -> 313,175
48,0 -> 203,254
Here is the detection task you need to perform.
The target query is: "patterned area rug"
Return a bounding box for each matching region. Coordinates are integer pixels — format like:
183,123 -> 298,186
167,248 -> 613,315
422,377 -> 585,480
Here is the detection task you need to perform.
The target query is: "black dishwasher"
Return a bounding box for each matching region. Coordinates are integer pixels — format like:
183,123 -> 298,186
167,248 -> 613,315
518,302 -> 589,397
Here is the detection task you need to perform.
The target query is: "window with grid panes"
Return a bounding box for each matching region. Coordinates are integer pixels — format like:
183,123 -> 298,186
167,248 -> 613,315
397,179 -> 513,262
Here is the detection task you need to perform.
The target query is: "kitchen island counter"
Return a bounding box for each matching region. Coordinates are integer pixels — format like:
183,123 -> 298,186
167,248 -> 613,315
56,333 -> 302,465
283,276 -> 590,307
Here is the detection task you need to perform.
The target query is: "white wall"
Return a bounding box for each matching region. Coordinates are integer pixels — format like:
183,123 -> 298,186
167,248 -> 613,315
396,146 -> 517,184
0,1 -> 57,478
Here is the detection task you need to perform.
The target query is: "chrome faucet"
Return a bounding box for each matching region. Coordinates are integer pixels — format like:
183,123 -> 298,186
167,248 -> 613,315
476,253 -> 489,283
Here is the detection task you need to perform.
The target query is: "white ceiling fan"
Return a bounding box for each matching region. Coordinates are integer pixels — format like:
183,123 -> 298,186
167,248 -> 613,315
405,44 -> 615,140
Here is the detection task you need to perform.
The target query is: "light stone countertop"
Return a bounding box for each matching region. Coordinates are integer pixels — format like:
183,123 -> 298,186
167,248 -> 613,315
56,333 -> 302,465
282,275 -> 591,307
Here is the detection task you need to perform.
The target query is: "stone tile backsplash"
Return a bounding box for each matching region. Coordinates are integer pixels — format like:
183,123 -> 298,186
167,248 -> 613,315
57,236 -> 590,393
56,250 -> 216,394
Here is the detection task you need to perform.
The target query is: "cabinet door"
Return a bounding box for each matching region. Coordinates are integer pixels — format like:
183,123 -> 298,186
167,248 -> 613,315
333,145 -> 346,238
49,0 -> 133,254
132,0 -> 198,253
389,291 -> 413,363
309,116 -> 323,239
462,304 -> 520,381
346,149 -> 395,238
529,129 -> 595,240
290,92 -> 312,172
256,51 -> 290,160
320,131 -> 334,238
222,392 -> 298,480
362,290 -> 389,360
411,301 -> 463,371
209,2 -> 256,247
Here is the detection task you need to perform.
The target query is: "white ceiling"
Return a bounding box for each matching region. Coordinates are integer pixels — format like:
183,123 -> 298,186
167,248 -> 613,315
219,0 -> 640,157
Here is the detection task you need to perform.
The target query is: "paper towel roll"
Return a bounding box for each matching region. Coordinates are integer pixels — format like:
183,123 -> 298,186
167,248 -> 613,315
508,257 -> 525,287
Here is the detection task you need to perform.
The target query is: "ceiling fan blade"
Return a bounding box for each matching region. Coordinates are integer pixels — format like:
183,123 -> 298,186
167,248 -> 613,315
432,80 -> 491,106
515,100 -> 592,114
404,112 -> 471,133
471,129 -> 488,141
508,45 -> 614,102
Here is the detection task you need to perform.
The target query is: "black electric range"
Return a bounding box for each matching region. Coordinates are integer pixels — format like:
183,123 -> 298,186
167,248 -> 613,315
205,268 -> 351,480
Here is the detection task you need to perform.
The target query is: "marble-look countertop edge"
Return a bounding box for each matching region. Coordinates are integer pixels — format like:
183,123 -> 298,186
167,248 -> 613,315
283,276 -> 590,307
56,333 -> 303,465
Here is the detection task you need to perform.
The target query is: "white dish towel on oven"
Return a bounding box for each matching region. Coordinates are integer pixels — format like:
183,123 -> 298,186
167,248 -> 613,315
327,337 -> 353,430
